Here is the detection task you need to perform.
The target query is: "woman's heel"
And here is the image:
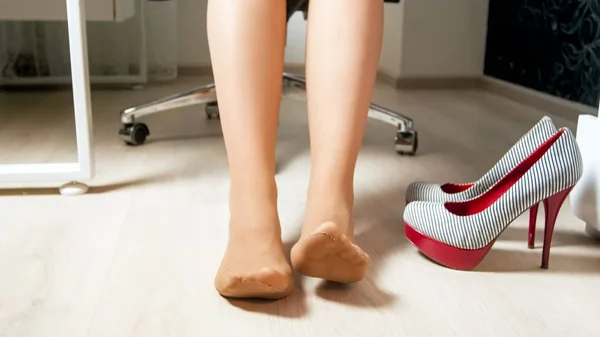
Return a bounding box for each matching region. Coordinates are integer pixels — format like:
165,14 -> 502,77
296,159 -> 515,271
528,204 -> 539,249
541,187 -> 574,269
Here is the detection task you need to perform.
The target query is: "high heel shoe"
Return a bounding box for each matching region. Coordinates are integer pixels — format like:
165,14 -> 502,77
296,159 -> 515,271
403,128 -> 583,270
405,116 -> 557,249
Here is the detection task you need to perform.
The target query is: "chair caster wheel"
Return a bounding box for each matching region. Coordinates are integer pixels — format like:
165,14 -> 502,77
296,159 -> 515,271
205,102 -> 220,120
395,130 -> 418,155
119,123 -> 150,146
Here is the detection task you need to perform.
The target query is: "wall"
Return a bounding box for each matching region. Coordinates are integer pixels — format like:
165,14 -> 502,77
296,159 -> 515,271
177,0 -> 210,68
284,12 -> 308,65
398,0 -> 489,78
176,0 -> 405,75
175,1 -> 488,80
284,3 -> 406,74
484,0 -> 600,107
379,3 -> 405,79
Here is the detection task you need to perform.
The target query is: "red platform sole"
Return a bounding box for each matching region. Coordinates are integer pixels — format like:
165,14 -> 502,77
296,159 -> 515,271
404,223 -> 494,270
404,186 -> 573,270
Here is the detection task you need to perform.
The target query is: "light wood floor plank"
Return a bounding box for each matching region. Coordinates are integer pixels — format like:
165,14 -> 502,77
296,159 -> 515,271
1,78 -> 598,337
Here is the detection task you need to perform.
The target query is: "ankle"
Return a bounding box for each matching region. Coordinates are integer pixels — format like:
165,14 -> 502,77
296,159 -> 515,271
304,182 -> 354,236
230,174 -> 277,204
229,175 -> 280,233
307,178 -> 354,208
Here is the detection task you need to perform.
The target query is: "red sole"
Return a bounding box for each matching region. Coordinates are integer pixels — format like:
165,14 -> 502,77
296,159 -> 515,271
404,222 -> 494,270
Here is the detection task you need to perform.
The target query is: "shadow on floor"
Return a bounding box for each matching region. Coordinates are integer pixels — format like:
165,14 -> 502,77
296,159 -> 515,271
0,175 -> 167,196
226,288 -> 309,318
498,226 -> 598,248
144,130 -> 224,145
410,226 -> 600,274
315,277 -> 397,308
474,248 -> 600,274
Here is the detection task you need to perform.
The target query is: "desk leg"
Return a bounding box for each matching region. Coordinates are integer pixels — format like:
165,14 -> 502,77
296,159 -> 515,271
0,0 -> 95,192
62,0 -> 94,195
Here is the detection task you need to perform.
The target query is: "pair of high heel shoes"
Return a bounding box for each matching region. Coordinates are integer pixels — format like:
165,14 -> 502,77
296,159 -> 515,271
403,117 -> 583,270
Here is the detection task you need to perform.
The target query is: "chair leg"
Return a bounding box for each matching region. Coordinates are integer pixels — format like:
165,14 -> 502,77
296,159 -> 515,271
120,83 -> 217,124
282,73 -> 418,155
118,74 -> 418,154
118,83 -> 217,146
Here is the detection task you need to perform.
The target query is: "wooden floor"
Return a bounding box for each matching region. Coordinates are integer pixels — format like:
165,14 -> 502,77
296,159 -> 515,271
1,78 -> 599,337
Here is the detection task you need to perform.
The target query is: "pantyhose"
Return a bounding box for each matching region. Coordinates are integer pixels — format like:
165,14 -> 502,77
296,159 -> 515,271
208,0 -> 384,299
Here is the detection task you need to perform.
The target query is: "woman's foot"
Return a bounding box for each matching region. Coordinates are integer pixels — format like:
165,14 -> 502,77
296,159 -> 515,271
215,189 -> 293,300
291,195 -> 369,283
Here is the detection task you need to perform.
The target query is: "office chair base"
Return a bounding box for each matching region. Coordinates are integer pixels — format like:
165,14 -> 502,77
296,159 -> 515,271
119,73 -> 418,154
119,123 -> 150,146
121,83 -> 218,125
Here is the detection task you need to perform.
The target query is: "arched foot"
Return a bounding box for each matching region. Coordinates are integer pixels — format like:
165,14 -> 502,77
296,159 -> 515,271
59,181 -> 89,196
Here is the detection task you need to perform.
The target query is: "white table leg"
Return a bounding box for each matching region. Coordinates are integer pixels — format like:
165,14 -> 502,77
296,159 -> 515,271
65,0 -> 94,180
0,0 -> 95,194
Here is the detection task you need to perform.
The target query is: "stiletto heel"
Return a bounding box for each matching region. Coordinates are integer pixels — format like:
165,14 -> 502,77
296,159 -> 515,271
528,204 -> 539,249
404,128 -> 583,270
540,187 -> 574,269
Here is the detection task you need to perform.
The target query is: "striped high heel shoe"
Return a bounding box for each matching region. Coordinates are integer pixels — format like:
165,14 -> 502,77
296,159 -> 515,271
403,127 -> 583,270
405,116 -> 557,248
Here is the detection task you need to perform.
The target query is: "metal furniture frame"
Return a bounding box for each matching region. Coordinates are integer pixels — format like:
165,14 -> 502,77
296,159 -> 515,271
0,0 -> 94,195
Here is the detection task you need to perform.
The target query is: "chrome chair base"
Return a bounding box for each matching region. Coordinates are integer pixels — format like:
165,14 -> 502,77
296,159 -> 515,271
119,73 -> 418,155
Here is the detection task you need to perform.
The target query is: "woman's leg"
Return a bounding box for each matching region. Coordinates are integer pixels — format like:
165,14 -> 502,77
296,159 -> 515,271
291,0 -> 384,283
208,0 -> 292,299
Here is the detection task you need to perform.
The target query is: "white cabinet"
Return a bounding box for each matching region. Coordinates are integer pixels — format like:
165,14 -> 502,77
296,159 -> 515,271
570,114 -> 600,240
0,0 -> 135,21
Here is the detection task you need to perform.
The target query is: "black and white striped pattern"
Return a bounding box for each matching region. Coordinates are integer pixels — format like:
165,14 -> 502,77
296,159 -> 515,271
403,128 -> 583,250
405,117 -> 558,203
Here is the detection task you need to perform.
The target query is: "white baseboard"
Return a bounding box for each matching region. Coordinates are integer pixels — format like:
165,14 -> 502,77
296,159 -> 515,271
177,65 -> 213,76
176,64 -> 598,119
482,76 -> 597,119
377,70 -> 483,90
178,63 -> 306,77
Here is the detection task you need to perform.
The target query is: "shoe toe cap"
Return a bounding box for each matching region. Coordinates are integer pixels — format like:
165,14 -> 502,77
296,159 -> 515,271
403,201 -> 447,236
405,182 -> 445,203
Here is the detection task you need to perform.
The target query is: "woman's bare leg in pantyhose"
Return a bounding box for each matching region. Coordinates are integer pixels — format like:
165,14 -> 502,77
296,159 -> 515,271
209,0 -> 292,299
291,0 -> 384,283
